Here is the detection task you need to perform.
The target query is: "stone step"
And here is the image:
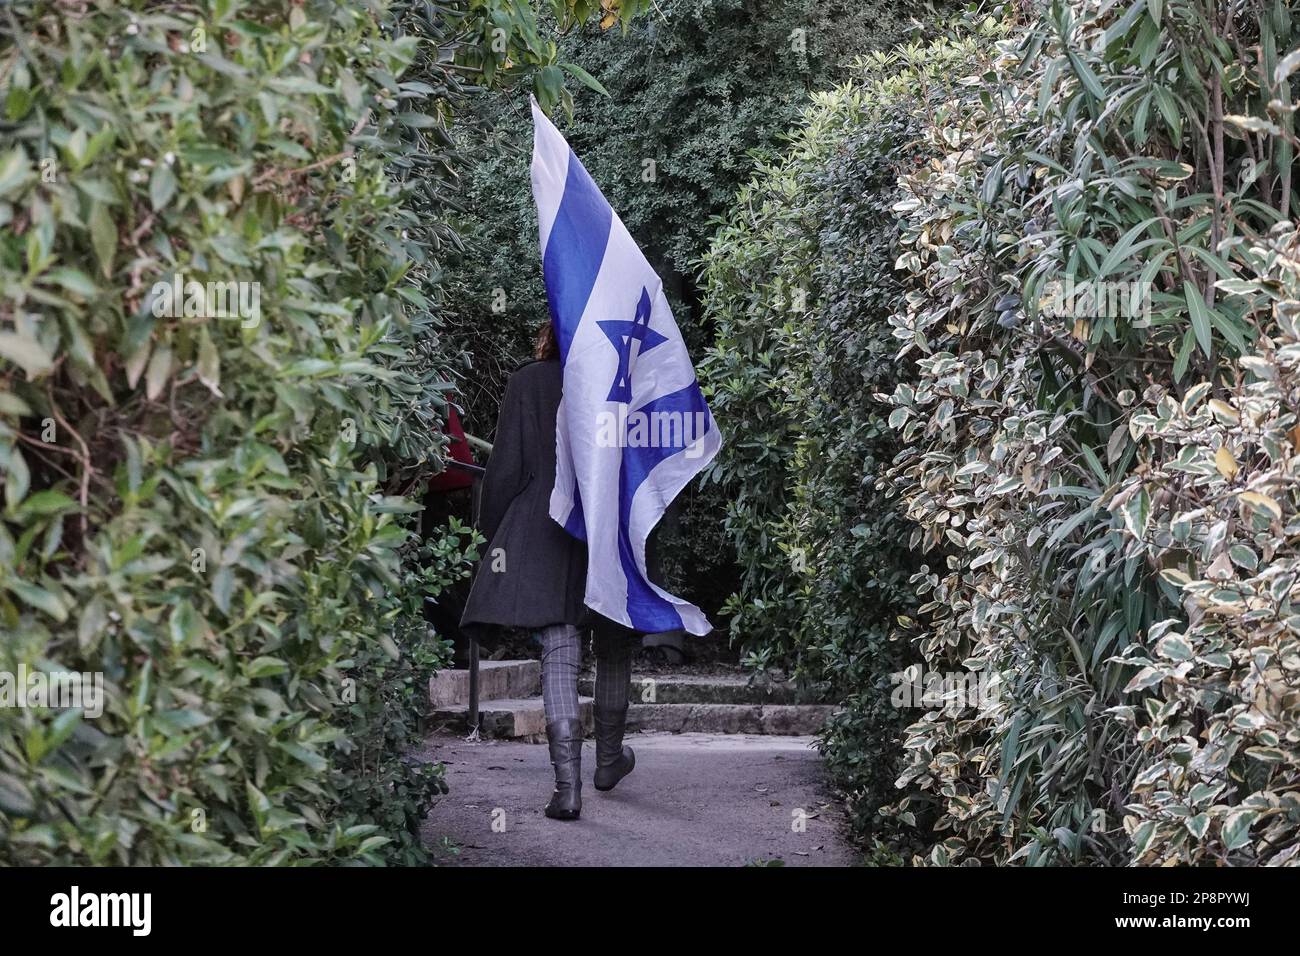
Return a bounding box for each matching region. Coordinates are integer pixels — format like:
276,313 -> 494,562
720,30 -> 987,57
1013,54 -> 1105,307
431,696 -> 594,742
579,673 -> 829,706
428,660 -> 540,708
627,703 -> 837,736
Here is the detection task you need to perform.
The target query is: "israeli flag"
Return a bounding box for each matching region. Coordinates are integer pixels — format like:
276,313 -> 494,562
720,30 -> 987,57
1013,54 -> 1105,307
530,98 -> 722,636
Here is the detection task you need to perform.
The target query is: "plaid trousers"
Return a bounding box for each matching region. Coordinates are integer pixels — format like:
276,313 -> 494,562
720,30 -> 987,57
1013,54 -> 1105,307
538,624 -> 632,723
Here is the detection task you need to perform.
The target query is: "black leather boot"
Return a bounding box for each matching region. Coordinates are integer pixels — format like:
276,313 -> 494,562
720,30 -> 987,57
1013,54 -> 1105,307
544,718 -> 583,820
593,705 -> 636,792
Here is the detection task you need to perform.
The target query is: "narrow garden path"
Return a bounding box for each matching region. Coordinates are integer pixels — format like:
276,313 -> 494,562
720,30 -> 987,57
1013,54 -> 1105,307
417,731 -> 858,866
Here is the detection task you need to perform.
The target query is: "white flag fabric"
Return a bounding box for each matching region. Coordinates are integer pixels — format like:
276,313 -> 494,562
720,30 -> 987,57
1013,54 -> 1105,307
530,98 -> 722,636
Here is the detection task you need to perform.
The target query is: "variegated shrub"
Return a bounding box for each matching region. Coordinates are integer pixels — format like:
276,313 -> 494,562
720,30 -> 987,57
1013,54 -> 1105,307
886,0 -> 1300,865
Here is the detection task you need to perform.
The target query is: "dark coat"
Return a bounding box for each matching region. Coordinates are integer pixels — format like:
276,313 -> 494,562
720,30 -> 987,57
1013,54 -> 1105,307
460,359 -> 590,638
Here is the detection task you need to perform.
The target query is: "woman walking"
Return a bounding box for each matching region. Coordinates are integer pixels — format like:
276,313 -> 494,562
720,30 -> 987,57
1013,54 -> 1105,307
460,322 -> 636,820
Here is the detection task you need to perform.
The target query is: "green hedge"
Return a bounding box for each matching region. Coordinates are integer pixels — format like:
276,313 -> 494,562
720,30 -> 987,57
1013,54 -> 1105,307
0,0 -> 635,865
707,0 -> 1300,866
885,0 -> 1300,866
697,33 -> 997,848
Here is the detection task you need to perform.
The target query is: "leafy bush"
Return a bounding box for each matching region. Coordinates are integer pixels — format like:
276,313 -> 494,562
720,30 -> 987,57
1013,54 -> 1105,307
704,0 -> 1300,867
0,0 -> 627,865
883,0 -> 1300,865
697,36 -> 993,841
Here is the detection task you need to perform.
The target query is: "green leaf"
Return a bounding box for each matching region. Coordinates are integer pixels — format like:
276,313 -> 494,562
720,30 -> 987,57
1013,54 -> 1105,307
246,781 -> 270,836
560,62 -> 610,97
169,600 -> 201,646
89,201 -> 116,278
46,707 -> 83,755
1208,309 -> 1250,355
4,448 -> 30,508
1221,809 -> 1258,851
15,490 -> 76,518
150,164 -> 177,211
0,148 -> 34,197
1154,86 -> 1181,142
0,331 -> 54,377
1065,49 -> 1105,100
154,709 -> 213,732
45,267 -> 98,298
197,327 -> 221,395
0,772 -> 36,817
1173,327 -> 1196,382
1131,820 -> 1158,857
278,742 -> 328,772
533,64 -> 566,115
4,579 -> 67,622
146,346 -> 172,401
1183,281 -> 1212,359
1155,634 -> 1193,661
245,656 -> 289,679
1096,219 -> 1161,281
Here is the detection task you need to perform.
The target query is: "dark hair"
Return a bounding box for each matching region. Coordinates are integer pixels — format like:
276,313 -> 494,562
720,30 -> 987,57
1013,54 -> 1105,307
534,321 -> 559,360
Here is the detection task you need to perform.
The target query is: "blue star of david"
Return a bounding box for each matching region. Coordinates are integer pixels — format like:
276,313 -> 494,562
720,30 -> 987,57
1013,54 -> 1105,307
598,286 -> 667,403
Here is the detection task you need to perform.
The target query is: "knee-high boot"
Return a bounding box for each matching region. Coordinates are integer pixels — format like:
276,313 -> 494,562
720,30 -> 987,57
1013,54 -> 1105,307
592,704 -> 635,792
544,717 -> 584,820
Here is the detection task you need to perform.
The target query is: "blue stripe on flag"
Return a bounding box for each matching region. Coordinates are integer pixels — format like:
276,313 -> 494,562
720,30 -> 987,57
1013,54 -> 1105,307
563,483 -> 587,541
616,382 -> 713,633
542,150 -> 613,363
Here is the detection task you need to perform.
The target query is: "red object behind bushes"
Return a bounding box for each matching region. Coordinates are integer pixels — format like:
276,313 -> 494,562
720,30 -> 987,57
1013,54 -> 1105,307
427,406 -> 475,492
